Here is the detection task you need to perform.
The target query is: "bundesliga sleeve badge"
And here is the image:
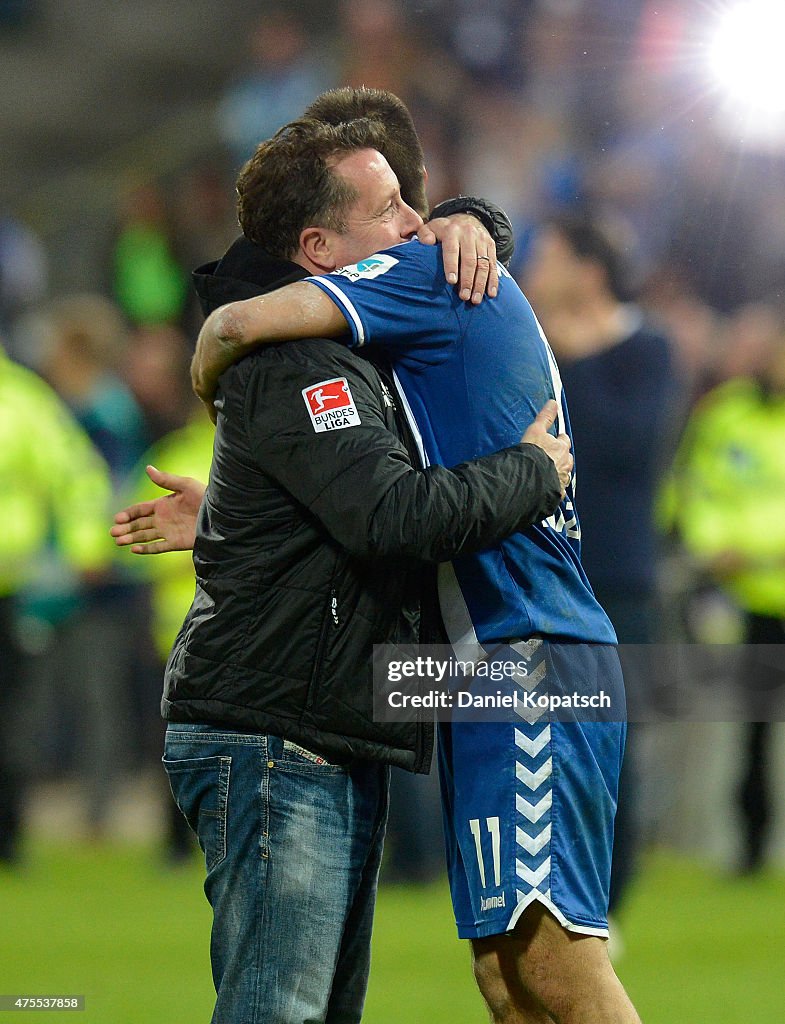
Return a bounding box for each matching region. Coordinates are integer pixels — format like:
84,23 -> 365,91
333,252 -> 399,281
302,377 -> 362,433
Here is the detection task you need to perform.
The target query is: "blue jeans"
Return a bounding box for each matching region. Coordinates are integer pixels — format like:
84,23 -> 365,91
163,724 -> 389,1024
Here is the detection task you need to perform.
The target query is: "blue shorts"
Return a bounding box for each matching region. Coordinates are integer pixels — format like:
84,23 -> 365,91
437,641 -> 626,939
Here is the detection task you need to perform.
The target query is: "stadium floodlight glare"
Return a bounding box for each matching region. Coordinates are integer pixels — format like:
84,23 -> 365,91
707,1 -> 785,121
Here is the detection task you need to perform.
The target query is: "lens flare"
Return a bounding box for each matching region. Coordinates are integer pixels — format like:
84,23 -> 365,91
707,1 -> 785,118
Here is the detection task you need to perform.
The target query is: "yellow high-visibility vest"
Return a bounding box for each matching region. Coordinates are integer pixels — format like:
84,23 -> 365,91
0,347 -> 112,597
665,377 -> 785,617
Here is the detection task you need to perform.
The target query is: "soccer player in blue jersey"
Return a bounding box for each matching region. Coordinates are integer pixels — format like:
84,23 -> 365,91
193,125 -> 641,1024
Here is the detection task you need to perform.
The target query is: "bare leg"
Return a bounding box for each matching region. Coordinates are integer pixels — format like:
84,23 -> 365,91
471,934 -> 556,1023
471,903 -> 641,1024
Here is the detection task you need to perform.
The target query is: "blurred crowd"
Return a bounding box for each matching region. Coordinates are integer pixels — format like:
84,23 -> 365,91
1,1 -> 784,882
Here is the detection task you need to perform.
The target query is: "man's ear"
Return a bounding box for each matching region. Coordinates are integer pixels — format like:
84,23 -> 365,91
300,227 -> 338,272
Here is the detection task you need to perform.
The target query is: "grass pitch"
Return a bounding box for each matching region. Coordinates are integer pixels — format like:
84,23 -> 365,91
1,843 -> 782,1022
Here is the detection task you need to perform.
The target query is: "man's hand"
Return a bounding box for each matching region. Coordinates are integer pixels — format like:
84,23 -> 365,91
110,465 -> 205,554
417,214 -> 498,305
521,400 -> 573,497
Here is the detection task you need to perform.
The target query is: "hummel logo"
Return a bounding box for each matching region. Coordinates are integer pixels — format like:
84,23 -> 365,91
480,892 -> 506,912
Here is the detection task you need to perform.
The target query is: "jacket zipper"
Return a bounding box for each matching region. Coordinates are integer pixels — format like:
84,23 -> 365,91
307,586 -> 340,707
380,379 -> 396,410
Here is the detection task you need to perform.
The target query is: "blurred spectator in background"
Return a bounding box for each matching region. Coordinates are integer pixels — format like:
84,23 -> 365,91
0,210 -> 47,340
641,268 -> 725,408
0,339 -> 111,862
462,99 -> 583,278
664,305 -> 785,874
412,0 -> 533,93
442,0 -> 590,276
171,164 -> 238,335
123,322 -> 194,443
172,164 -> 237,274
111,182 -> 190,328
719,302 -> 785,384
586,63 -> 689,285
37,295 -> 148,480
339,1 -> 471,206
217,7 -> 334,171
662,127 -> 765,315
523,1 -> 589,123
24,295 -> 148,833
339,0 -> 417,100
336,2 -> 470,207
523,211 -> 679,920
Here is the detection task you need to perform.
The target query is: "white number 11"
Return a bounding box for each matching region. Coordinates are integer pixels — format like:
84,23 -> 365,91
469,816 -> 501,888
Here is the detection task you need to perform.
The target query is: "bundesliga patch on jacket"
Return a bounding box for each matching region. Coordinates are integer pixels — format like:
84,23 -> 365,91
302,377 -> 361,433
333,253 -> 399,281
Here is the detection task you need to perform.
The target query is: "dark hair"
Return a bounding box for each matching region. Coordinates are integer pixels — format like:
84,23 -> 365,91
304,86 -> 428,217
236,116 -> 388,257
547,213 -> 634,302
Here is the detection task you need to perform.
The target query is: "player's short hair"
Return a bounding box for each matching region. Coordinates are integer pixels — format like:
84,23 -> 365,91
304,86 -> 429,218
547,213 -> 634,302
236,116 -> 388,258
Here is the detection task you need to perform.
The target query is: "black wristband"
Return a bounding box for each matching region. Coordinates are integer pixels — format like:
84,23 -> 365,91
428,195 -> 515,268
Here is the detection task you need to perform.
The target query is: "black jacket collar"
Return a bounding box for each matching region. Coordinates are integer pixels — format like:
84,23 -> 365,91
192,236 -> 308,316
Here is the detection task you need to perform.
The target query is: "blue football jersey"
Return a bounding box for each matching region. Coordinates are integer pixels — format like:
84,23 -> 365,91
308,241 -> 616,645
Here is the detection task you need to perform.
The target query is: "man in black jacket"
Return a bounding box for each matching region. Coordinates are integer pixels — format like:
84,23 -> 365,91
115,97 -> 570,1024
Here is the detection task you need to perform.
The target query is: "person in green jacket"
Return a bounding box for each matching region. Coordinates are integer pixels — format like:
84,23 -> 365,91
0,344 -> 112,863
666,322 -> 785,872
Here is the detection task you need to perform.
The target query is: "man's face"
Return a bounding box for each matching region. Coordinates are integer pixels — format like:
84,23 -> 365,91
523,227 -> 584,313
327,148 -> 423,268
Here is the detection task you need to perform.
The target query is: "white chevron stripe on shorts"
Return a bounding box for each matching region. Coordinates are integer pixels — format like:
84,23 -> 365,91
515,790 -> 552,823
515,725 -> 551,757
514,659 -> 547,693
516,757 -> 553,791
515,702 -> 548,724
516,856 -> 551,889
516,823 -> 552,855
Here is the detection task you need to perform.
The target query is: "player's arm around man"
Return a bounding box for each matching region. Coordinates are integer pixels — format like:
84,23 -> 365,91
190,216 -> 499,417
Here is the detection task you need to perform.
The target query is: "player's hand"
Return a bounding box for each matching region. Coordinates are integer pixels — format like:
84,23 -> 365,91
417,214 -> 498,305
110,465 -> 205,554
521,400 -> 573,497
